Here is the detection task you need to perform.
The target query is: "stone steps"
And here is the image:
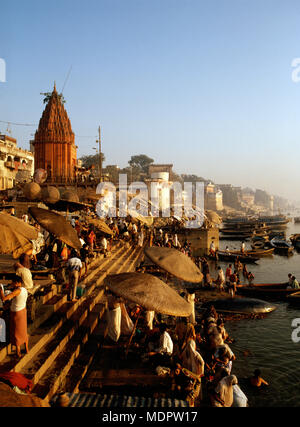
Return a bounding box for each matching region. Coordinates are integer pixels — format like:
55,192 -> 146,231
0,239 -> 146,402
60,244 -> 145,395
24,241 -> 141,399
52,303 -> 106,395
31,302 -> 107,400
21,288 -> 107,387
0,241 -> 126,367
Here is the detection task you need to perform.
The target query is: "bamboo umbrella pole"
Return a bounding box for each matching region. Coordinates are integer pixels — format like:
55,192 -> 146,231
125,310 -> 142,358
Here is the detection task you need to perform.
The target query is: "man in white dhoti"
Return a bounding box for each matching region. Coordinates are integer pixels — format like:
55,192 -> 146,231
106,294 -> 121,342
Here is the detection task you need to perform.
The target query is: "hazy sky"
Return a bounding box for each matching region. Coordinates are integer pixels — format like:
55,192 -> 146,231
1,0 -> 300,202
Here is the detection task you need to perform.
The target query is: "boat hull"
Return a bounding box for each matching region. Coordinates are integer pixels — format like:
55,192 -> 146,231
236,284 -> 296,300
210,251 -> 259,263
201,297 -> 276,314
287,291 -> 300,305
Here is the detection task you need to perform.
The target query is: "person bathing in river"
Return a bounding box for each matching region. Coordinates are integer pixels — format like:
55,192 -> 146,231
247,271 -> 255,286
225,264 -> 232,290
249,369 -> 269,388
243,264 -> 249,278
241,241 -> 246,254
228,271 -> 237,298
214,266 -> 225,292
209,241 -> 216,257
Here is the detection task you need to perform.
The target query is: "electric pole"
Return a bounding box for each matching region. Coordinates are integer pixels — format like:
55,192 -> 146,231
97,126 -> 102,182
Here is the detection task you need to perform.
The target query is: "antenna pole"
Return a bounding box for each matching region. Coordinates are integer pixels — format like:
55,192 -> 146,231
61,66 -> 72,94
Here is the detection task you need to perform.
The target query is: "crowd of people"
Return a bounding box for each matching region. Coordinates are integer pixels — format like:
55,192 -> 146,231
0,208 -> 270,407
0,211 -> 149,359
104,286 -> 270,407
102,230 -> 271,407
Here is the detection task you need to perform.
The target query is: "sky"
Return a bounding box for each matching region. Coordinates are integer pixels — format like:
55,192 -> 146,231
1,0 -> 300,203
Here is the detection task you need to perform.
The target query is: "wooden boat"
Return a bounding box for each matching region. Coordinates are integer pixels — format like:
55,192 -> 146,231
289,234 -> 300,250
220,228 -> 252,236
230,248 -> 274,257
270,238 -> 294,255
258,216 -> 289,226
201,297 -> 276,314
220,235 -> 250,241
287,291 -> 300,305
236,282 -> 296,299
223,215 -> 289,227
251,240 -> 267,249
209,250 -> 259,263
294,217 -> 300,224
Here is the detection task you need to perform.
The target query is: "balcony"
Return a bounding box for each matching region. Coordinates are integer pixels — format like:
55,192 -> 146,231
4,161 -> 15,169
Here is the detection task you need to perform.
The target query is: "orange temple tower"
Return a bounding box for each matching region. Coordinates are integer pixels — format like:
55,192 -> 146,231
33,83 -> 77,183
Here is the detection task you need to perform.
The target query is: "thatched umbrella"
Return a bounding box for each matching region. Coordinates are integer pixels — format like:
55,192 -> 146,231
127,209 -> 154,227
105,272 -> 193,317
205,210 -> 222,225
84,217 -> 114,236
144,246 -> 203,283
28,207 -> 81,250
45,198 -> 92,213
0,212 -> 38,258
105,272 -> 192,355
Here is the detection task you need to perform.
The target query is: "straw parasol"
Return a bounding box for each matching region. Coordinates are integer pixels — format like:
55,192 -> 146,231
127,209 -> 154,227
28,207 -> 82,250
105,272 -> 192,317
144,246 -> 203,283
46,199 -> 92,213
0,211 -> 38,258
84,216 -> 114,235
205,210 -> 222,225
62,190 -> 80,203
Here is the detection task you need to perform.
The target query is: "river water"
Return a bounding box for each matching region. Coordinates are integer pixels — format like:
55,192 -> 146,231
209,220 -> 300,407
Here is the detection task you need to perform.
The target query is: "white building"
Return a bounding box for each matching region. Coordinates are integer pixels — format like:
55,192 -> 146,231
0,135 -> 34,190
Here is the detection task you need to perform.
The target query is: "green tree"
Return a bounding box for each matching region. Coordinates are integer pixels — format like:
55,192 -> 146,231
181,174 -> 207,183
80,153 -> 105,169
128,154 -> 154,174
40,92 -> 66,104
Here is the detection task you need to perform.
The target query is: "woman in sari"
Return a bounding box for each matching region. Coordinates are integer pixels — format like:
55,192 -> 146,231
0,275 -> 28,358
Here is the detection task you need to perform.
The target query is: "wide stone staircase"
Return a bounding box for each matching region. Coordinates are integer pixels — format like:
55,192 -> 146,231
0,240 -> 145,402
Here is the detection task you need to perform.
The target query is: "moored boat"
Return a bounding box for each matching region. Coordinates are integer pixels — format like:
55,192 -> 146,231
289,234 -> 300,251
230,248 -> 274,257
201,297 -> 276,314
236,283 -> 296,300
287,291 -> 300,305
209,250 -> 259,263
270,238 -> 294,255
